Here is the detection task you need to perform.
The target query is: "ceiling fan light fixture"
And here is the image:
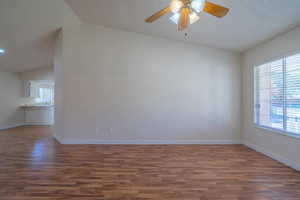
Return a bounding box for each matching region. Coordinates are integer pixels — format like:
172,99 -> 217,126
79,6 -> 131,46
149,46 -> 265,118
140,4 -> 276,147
145,0 -> 229,31
170,12 -> 180,24
170,0 -> 183,13
189,12 -> 200,24
191,0 -> 205,13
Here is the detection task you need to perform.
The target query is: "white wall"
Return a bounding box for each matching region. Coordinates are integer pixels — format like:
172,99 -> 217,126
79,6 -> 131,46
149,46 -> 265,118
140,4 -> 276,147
54,30 -> 64,139
54,24 -> 241,144
0,71 -> 24,129
20,66 -> 54,81
242,26 -> 300,170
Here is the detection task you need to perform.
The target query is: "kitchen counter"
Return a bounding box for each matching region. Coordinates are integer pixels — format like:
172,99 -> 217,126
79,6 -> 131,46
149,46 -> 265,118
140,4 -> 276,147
21,105 -> 54,125
21,104 -> 54,108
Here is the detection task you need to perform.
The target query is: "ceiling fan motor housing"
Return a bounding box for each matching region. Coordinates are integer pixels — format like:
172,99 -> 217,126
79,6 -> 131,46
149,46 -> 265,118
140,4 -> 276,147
181,0 -> 192,6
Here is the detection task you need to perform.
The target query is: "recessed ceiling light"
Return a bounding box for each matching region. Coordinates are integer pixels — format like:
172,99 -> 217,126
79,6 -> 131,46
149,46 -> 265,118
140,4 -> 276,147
0,48 -> 5,55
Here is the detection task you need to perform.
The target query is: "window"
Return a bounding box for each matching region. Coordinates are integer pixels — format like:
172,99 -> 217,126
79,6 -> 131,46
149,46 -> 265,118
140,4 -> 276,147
35,87 -> 54,105
254,53 -> 300,137
31,81 -> 54,105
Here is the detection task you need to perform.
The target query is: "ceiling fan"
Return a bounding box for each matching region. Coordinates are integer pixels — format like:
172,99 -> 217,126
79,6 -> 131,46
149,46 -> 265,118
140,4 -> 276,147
145,0 -> 229,31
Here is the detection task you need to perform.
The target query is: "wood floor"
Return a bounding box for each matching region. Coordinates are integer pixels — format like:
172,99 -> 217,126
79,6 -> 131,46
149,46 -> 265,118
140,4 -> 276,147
0,126 -> 299,200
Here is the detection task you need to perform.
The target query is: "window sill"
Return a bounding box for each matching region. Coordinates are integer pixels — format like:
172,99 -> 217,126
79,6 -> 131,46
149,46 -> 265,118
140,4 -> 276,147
254,124 -> 300,140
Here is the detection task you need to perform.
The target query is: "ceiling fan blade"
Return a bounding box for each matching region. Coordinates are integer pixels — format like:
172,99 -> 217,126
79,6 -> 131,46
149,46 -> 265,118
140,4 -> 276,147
178,7 -> 189,31
145,6 -> 171,23
203,1 -> 229,18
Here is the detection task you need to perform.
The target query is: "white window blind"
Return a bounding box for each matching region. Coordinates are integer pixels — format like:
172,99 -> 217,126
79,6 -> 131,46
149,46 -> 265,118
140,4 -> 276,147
32,82 -> 55,105
37,87 -> 54,105
254,53 -> 300,136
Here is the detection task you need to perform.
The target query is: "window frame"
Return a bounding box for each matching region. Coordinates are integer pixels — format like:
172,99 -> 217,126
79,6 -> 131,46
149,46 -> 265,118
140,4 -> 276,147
253,52 -> 300,140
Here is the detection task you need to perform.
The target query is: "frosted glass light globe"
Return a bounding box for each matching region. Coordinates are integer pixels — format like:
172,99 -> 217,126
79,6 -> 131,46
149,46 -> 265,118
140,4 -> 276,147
170,0 -> 184,13
189,12 -> 200,24
170,13 -> 180,24
191,0 -> 205,13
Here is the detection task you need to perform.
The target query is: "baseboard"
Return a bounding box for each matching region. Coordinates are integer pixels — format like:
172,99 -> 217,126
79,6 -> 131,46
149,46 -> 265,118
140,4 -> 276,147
24,122 -> 54,126
53,134 -> 63,144
55,139 -> 241,145
0,123 -> 25,130
244,142 -> 300,172
0,123 -> 53,130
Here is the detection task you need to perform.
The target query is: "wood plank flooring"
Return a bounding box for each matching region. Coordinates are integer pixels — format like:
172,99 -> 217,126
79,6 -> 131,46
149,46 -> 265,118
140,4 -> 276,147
0,126 -> 299,200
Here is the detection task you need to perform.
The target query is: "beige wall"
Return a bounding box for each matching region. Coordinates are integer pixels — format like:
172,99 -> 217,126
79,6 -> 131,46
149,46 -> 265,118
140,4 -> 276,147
242,26 -> 300,169
54,24 -> 242,144
20,66 -> 54,81
0,71 -> 24,129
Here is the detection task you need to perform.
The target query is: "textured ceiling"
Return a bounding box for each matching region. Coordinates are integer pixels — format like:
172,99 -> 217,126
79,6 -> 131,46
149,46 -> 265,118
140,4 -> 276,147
0,0 -> 80,72
65,0 -> 300,52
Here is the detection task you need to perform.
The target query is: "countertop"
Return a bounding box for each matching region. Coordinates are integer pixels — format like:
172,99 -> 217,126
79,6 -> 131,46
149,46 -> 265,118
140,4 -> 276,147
20,104 -> 54,108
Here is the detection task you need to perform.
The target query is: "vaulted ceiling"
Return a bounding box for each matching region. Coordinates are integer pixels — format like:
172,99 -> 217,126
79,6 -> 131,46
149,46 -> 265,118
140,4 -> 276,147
1,0 -> 300,72
0,0 -> 80,72
65,0 -> 300,51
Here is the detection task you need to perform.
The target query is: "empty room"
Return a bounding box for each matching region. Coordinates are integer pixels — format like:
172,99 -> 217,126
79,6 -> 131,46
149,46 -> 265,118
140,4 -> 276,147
0,0 -> 300,199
